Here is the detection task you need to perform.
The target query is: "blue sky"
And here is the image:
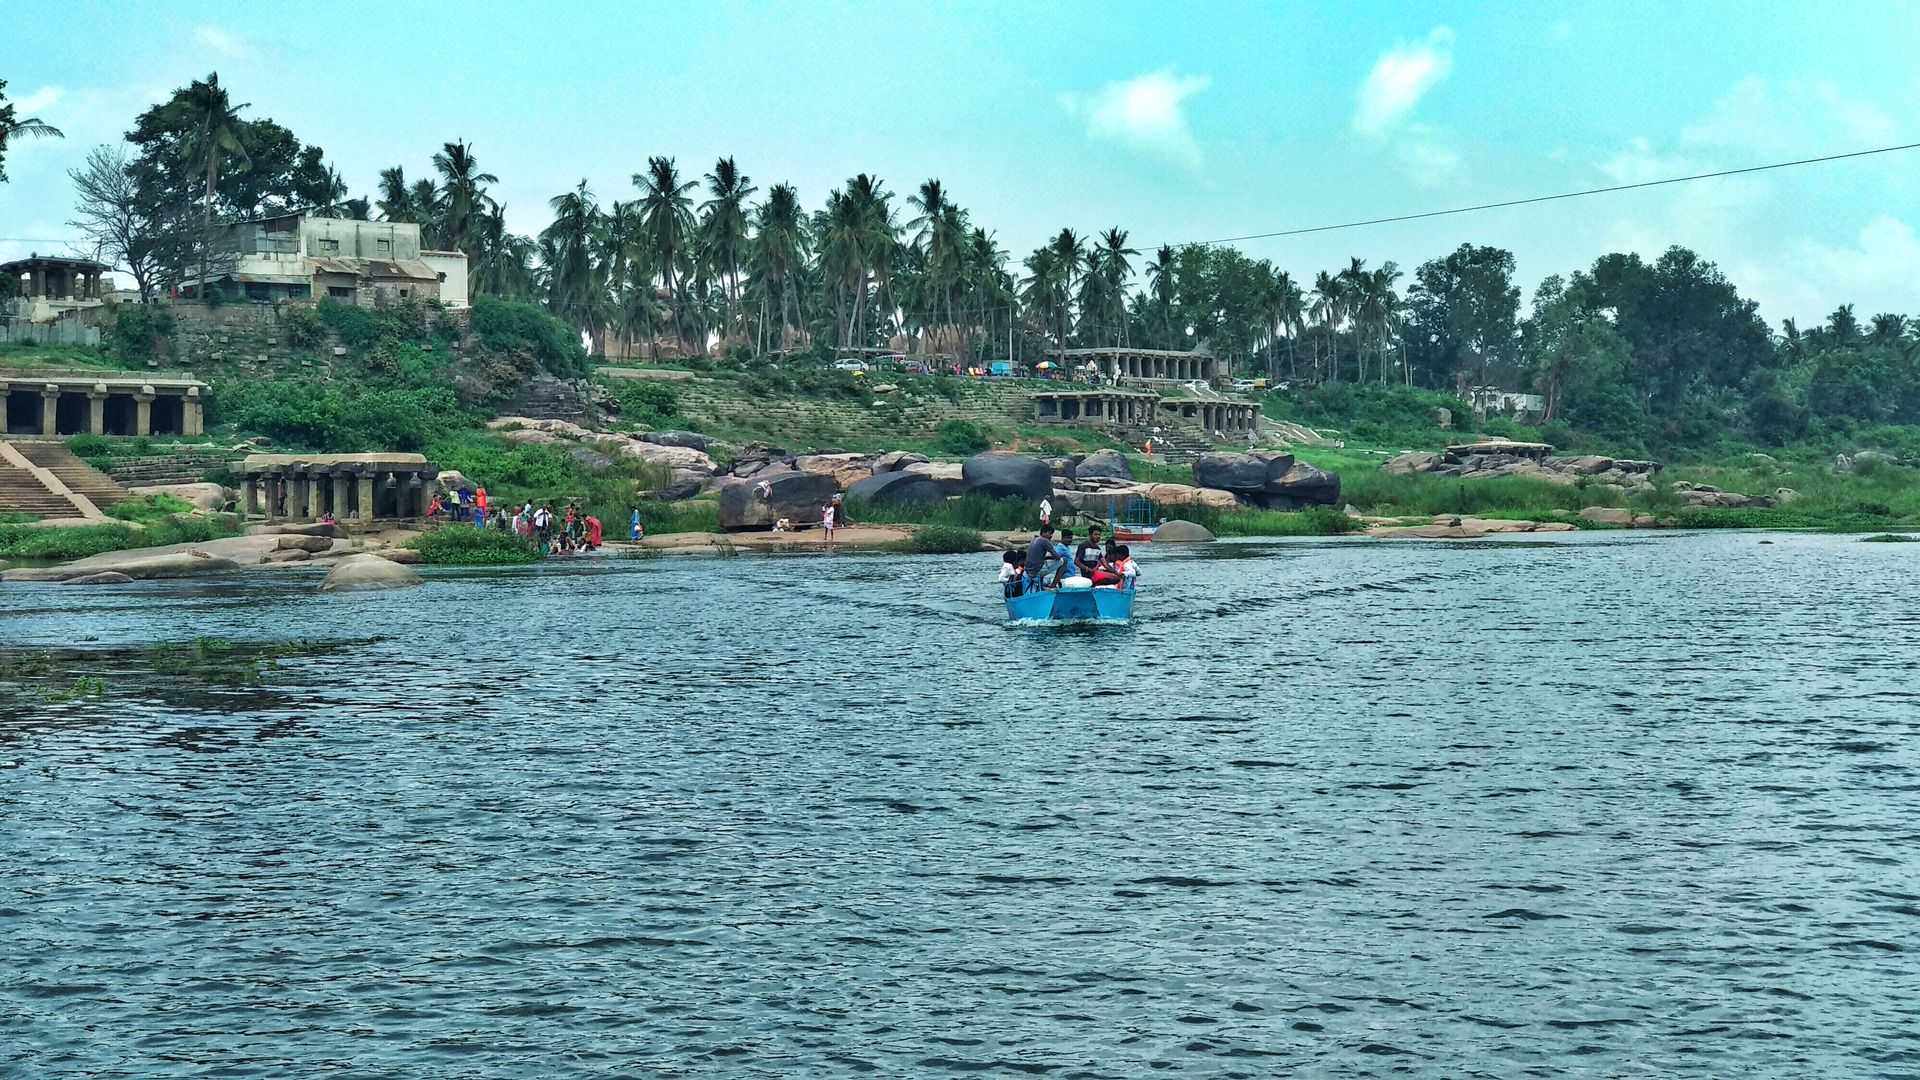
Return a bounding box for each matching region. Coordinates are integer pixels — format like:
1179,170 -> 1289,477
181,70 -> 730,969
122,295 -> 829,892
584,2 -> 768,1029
4,0 -> 1918,323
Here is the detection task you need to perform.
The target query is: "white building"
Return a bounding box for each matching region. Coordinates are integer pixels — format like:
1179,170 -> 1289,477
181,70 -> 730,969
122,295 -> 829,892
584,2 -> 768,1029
184,213 -> 468,308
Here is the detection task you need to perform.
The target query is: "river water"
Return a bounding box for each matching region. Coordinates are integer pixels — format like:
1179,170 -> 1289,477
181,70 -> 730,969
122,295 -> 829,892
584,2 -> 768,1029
3,531 -> 1917,1077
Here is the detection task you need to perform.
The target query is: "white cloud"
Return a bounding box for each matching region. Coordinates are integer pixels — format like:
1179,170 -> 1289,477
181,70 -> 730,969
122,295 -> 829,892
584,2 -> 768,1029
10,85 -> 65,116
1063,68 -> 1211,168
1352,28 -> 1459,184
1682,77 -> 1899,155
194,26 -> 253,59
1354,27 -> 1454,136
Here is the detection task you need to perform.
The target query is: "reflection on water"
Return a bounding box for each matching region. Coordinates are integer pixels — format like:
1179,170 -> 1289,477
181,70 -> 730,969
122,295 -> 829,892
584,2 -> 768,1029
3,531 -> 1918,1076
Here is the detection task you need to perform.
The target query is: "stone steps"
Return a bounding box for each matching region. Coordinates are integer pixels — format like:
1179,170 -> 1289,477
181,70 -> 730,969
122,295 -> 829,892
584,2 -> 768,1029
108,453 -> 238,487
13,442 -> 131,508
0,458 -> 79,517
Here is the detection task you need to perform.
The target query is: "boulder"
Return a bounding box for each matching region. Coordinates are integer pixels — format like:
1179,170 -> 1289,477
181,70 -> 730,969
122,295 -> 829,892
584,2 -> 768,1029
376,548 -> 425,565
1076,448 -> 1132,480
501,428 -> 559,446
264,548 -> 311,563
1579,507 -> 1636,526
730,441 -> 794,477
1255,461 -> 1341,509
1774,487 -> 1800,505
717,470 -> 838,530
642,477 -> 705,502
4,551 -> 247,583
872,451 -> 929,473
317,553 -> 423,593
1381,452 -> 1439,476
961,452 -> 1053,502
61,571 -> 135,586
1046,457 -> 1079,480
1153,519 -> 1216,543
617,438 -> 718,474
847,471 -> 945,507
904,461 -> 967,494
487,416 -> 593,439
128,482 -> 228,511
1192,452 -> 1270,492
637,430 -> 712,450
795,453 -> 874,490
275,534 -> 334,553
254,521 -> 347,538
1141,483 -> 1241,511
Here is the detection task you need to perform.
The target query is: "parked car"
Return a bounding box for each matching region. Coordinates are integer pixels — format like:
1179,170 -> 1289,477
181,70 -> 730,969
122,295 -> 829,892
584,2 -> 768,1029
832,358 -> 869,372
1229,379 -> 1257,391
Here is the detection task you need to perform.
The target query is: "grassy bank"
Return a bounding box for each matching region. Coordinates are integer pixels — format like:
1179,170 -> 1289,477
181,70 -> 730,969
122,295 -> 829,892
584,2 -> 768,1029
0,512 -> 242,563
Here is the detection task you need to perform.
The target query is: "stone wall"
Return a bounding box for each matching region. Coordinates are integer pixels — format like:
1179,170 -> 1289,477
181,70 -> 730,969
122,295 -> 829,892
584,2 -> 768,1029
107,452 -> 240,487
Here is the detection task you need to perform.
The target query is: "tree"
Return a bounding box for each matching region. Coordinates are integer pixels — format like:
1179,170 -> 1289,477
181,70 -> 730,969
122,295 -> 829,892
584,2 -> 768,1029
1404,244 -> 1521,391
635,156 -> 697,349
541,180 -> 604,346
0,78 -> 65,183
749,182 -> 808,354
69,145 -> 164,300
432,139 -> 498,255
1145,245 -> 1177,348
698,157 -> 755,343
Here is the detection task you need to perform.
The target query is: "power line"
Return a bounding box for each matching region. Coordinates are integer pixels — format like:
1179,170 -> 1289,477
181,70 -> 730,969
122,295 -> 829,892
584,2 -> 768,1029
1190,141 -> 1920,247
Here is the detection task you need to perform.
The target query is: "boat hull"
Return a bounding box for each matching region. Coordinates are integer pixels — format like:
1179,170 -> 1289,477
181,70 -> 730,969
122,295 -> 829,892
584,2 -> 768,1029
1004,585 -> 1134,623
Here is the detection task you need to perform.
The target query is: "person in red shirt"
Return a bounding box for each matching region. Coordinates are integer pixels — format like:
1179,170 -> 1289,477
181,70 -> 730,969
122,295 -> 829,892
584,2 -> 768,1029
586,515 -> 602,549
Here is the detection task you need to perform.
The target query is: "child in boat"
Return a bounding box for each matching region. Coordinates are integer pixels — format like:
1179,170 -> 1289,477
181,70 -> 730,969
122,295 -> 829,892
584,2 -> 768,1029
1112,545 -> 1140,588
998,550 -> 1024,597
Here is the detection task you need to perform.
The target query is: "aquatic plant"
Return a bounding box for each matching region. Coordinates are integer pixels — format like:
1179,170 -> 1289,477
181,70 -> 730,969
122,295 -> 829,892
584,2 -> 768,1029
406,527 -> 540,565
889,524 -> 984,554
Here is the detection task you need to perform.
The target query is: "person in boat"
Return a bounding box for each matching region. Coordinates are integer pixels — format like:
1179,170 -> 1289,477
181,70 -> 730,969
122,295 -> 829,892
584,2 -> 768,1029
998,550 -> 1024,597
1022,524 -> 1061,592
1052,528 -> 1077,587
1109,544 -> 1141,588
1075,525 -> 1105,578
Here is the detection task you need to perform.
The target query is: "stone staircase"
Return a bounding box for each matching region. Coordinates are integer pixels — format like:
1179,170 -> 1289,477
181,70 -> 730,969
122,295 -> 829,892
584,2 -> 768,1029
670,378 -> 1033,446
12,441 -> 131,510
0,455 -> 81,518
108,452 -> 238,487
1146,425 -> 1215,461
504,375 -> 597,423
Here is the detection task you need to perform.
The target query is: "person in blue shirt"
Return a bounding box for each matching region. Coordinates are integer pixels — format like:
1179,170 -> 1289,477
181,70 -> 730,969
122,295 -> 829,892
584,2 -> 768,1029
630,505 -> 643,542
1052,528 -> 1076,587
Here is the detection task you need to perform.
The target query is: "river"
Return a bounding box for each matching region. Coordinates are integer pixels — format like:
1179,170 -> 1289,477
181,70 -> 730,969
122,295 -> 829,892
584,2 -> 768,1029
3,531 -> 1917,1077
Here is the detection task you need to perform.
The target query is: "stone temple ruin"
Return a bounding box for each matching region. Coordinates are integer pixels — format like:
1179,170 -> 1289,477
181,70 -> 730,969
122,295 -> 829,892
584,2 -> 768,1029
240,453 -> 442,523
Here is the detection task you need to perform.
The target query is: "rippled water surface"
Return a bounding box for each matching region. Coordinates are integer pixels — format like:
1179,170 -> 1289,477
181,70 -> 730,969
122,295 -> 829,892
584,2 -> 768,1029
4,531 -> 1919,1077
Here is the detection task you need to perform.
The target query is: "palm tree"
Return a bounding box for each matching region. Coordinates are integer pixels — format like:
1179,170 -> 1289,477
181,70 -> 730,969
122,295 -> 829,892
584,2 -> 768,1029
1146,245 -> 1177,348
432,140 -> 498,256
749,182 -> 808,354
1827,303 -> 1860,347
1087,227 -> 1137,346
1309,271 -> 1342,383
635,157 -> 697,350
541,180 -> 604,347
1021,245 -> 1068,350
698,157 -> 756,346
376,167 -> 417,222
470,201 -> 536,299
1868,312 -> 1907,347
0,78 -> 65,184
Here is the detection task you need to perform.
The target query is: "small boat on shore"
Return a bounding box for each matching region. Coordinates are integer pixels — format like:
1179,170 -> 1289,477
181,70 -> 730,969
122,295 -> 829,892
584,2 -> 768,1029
1004,583 -> 1135,623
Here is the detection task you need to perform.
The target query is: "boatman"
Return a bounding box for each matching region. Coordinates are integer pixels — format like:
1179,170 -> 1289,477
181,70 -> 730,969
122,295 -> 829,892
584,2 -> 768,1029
1022,524 -> 1060,593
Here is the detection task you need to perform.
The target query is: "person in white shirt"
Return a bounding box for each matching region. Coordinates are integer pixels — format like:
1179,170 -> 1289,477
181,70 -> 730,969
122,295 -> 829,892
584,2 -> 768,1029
1038,497 -> 1052,527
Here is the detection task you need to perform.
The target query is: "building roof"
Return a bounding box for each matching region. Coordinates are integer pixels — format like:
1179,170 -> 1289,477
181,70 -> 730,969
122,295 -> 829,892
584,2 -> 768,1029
1,255 -> 111,273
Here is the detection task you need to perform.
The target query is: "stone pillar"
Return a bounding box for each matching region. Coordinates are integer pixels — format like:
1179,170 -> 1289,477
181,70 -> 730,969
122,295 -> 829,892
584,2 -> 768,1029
404,473 -> 424,518
306,475 -> 324,521
134,390 -> 154,437
87,386 -> 106,436
29,265 -> 44,297
39,385 -> 59,436
332,473 -> 349,521
183,388 -> 203,437
241,476 -> 258,518
357,473 -> 376,521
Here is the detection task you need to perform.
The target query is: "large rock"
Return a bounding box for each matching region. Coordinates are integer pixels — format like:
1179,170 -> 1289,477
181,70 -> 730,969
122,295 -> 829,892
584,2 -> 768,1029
61,571 -> 135,586
795,453 -> 873,490
1192,452 -> 1271,492
1141,483 -> 1241,511
4,550 -> 247,583
730,442 -> 794,478
637,430 -> 711,450
961,452 -> 1054,502
317,553 -> 423,593
1254,461 -> 1341,509
616,437 -> 718,474
1579,507 -> 1635,526
487,416 -> 593,439
275,534 -> 334,553
1381,452 -> 1439,475
872,451 -> 929,473
717,470 -> 838,530
501,428 -> 559,446
255,521 -> 347,538
847,471 -> 946,507
128,482 -> 229,512
1076,448 -> 1132,480
903,461 -> 966,494
1153,519 -> 1216,543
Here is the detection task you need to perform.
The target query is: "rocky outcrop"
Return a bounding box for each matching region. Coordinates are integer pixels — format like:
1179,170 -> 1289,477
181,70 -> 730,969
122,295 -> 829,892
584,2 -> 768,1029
1191,451 -> 1341,509
961,452 -> 1053,502
127,482 -> 229,511
729,442 -> 796,478
1368,517 -> 1581,539
5,550 -> 247,583
1670,481 -> 1774,509
1075,448 -> 1132,481
717,470 -> 837,530
847,471 -> 945,507
1153,519 -> 1216,543
795,453 -> 873,490
637,430 -> 712,450
61,571 -> 135,585
1384,447 -> 1662,494
318,553 -> 423,592
872,451 -> 929,473
1578,507 -> 1668,527
275,534 -> 334,553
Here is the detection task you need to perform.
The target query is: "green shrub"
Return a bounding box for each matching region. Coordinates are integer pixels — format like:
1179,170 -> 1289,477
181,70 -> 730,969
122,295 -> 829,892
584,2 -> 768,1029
0,514 -> 240,561
470,295 -> 589,379
109,304 -> 175,365
319,298 -> 382,347
406,526 -> 540,565
607,379 -> 681,426
934,419 -> 991,455
282,304 -> 327,347
107,494 -> 196,522
889,524 -> 984,554
209,377 -> 474,452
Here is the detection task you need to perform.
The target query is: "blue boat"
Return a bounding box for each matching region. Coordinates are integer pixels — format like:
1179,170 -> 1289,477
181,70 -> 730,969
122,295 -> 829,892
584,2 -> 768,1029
1004,583 -> 1136,624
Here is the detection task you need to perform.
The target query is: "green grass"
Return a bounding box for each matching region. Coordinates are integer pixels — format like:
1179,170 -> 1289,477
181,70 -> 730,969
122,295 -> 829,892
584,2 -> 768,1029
0,513 -> 241,562
106,494 -> 197,523
844,491 -> 1036,532
405,526 -> 540,565
886,524 -> 984,554
1181,505 -> 1358,537
1861,533 -> 1920,543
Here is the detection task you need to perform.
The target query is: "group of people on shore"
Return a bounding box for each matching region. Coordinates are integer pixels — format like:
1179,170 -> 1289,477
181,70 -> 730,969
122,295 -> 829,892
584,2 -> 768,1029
1000,523 -> 1139,596
428,489 -> 606,555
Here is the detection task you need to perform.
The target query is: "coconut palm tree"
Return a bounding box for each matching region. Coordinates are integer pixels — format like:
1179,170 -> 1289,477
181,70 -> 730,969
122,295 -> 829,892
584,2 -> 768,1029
174,74 -> 249,232
698,157 -> 756,345
1827,303 -> 1860,347
1146,245 -> 1177,348
0,78 -> 65,184
749,182 -> 808,354
471,201 -> 536,300
541,180 -> 604,347
1021,245 -> 1069,350
635,156 -> 698,349
433,140 -> 498,256
1309,271 -> 1343,383
375,167 -> 414,222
